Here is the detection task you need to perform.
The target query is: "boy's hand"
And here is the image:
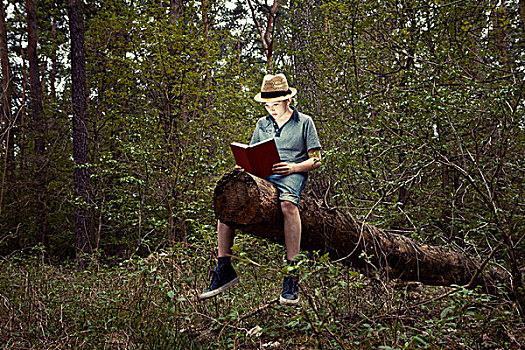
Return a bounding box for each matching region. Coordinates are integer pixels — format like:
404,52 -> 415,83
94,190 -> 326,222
234,165 -> 244,171
272,162 -> 295,175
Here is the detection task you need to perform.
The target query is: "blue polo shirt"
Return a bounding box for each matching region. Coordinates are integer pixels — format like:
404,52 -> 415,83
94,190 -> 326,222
250,107 -> 322,164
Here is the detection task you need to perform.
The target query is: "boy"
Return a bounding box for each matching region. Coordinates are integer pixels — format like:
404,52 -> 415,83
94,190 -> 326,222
199,73 -> 322,305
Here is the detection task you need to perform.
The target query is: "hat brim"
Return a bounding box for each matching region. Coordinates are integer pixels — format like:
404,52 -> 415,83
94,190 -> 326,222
254,87 -> 297,103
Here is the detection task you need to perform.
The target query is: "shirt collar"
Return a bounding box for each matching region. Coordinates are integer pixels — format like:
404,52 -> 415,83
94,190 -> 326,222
265,106 -> 299,123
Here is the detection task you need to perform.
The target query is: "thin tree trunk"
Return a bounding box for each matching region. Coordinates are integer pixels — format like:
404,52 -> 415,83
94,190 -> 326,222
292,0 -> 327,119
169,0 -> 183,22
247,0 -> 278,67
68,0 -> 94,268
520,0 -> 525,32
0,0 -> 12,131
214,171 -> 511,294
26,0 -> 44,154
50,16 -> 57,102
26,0 -> 47,244
19,34 -> 27,170
0,0 -> 12,215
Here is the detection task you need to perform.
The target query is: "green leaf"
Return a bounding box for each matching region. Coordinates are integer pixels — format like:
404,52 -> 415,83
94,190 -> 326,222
440,306 -> 455,319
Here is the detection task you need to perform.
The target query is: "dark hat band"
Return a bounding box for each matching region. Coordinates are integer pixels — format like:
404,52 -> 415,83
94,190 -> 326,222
260,89 -> 292,99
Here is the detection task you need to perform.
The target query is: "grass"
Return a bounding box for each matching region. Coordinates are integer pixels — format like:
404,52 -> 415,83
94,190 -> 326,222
0,233 -> 523,349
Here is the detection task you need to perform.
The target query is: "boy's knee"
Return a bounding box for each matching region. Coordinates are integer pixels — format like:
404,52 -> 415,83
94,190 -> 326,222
280,200 -> 298,216
217,220 -> 233,233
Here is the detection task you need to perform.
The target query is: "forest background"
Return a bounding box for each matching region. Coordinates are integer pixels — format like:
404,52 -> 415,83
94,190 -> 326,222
0,0 -> 524,348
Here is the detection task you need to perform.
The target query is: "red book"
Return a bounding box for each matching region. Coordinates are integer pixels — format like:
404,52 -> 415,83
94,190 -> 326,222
230,138 -> 281,178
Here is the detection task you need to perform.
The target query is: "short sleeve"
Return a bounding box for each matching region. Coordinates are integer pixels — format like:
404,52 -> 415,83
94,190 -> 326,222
304,117 -> 322,152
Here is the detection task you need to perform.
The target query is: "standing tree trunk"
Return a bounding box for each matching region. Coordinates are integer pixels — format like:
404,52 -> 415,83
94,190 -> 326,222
50,15 -> 57,104
0,0 -> 13,214
291,0 -> 321,113
214,171 -> 511,294
68,0 -> 93,268
247,0 -> 278,67
26,0 -> 45,157
16,29 -> 28,170
519,0 -> 525,32
169,0 -> 183,20
0,0 -> 12,134
26,0 -> 47,244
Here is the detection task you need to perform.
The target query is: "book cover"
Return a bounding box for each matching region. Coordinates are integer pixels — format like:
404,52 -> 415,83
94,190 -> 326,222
230,138 -> 281,178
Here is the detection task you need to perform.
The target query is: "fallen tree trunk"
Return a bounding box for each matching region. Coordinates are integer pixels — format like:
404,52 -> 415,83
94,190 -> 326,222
214,170 -> 511,293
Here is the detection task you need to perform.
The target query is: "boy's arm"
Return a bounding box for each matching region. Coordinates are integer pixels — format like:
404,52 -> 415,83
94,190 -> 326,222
272,148 -> 322,175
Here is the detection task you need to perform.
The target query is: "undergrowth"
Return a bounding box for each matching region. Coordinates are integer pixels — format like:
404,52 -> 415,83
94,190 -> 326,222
0,230 -> 523,349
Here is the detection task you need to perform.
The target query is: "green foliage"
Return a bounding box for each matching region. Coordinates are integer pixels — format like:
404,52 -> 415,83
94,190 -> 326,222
1,240 -> 523,349
80,0 -> 263,257
282,0 -> 525,259
2,0 -> 521,265
1,0 -> 525,346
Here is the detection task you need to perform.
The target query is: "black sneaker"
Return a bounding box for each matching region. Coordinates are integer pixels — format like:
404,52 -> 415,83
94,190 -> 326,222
198,264 -> 239,300
280,275 -> 300,306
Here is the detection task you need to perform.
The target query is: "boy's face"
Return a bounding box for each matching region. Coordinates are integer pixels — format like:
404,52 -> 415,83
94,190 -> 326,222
264,100 -> 289,119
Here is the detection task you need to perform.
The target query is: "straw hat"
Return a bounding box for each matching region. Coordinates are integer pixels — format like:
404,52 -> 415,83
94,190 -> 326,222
254,74 -> 297,102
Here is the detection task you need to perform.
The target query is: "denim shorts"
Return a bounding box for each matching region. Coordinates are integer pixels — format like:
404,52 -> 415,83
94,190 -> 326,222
267,173 -> 307,207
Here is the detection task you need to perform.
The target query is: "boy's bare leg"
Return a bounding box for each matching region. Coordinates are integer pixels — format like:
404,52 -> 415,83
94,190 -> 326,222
217,203 -> 301,260
280,201 -> 301,261
198,220 -> 238,300
217,220 -> 234,257
280,200 -> 302,305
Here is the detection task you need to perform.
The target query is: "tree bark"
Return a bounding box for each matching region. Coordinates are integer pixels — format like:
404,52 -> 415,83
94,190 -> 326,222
519,0 -> 525,32
214,170 -> 511,293
26,0 -> 47,244
50,16 -> 57,102
0,0 -> 13,214
247,0 -> 277,67
26,0 -> 44,155
68,0 -> 94,268
0,0 -> 12,131
292,0 -> 321,114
